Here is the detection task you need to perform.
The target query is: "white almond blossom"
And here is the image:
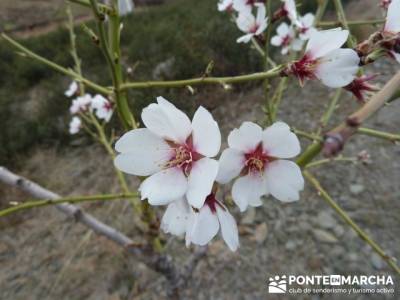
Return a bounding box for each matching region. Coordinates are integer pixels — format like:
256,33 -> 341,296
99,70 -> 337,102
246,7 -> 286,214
70,94 -> 92,114
384,0 -> 400,63
91,94 -> 113,122
236,3 -> 268,43
296,13 -> 317,40
69,116 -> 82,135
218,0 -> 234,12
65,81 -> 78,97
118,0 -> 134,16
217,122 -> 304,212
289,28 -> 360,88
161,194 -> 239,251
114,97 -> 221,209
271,22 -> 303,55
232,0 -> 260,13
281,0 -> 298,24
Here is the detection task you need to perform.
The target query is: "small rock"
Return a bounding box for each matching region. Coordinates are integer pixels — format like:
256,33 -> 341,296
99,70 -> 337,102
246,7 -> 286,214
312,229 -> 338,243
348,252 -> 359,262
349,184 -> 365,195
334,227 -> 345,239
316,211 -> 336,229
241,207 -> 256,225
370,253 -> 384,270
308,256 -> 323,270
251,222 -> 268,244
285,240 -> 296,251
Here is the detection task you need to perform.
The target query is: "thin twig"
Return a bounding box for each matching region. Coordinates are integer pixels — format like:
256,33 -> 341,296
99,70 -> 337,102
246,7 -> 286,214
304,171 -> 400,275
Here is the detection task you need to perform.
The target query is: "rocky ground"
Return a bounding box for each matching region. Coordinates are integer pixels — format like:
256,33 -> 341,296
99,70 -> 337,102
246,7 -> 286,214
0,0 -> 399,299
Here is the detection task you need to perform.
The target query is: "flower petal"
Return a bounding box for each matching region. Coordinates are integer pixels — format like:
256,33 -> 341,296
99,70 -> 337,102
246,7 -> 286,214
216,205 -> 239,251
161,198 -> 191,236
139,167 -> 187,205
114,129 -> 173,176
277,22 -> 290,37
228,122 -> 263,152
232,173 -> 267,212
385,0 -> 400,33
186,158 -> 219,209
315,48 -> 360,88
216,148 -> 245,184
306,28 -> 349,59
141,97 -> 191,144
236,11 -> 255,33
262,122 -> 301,159
237,33 -> 254,43
191,106 -> 221,157
185,206 -> 219,247
265,160 -> 304,202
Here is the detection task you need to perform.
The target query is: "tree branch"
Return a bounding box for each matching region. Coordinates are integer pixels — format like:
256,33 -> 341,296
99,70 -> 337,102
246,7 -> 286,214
1,33 -> 111,95
323,71 -> 400,157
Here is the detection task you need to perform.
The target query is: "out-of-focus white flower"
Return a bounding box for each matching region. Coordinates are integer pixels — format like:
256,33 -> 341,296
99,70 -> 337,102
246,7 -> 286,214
65,81 -> 78,97
114,97 -> 221,209
118,0 -> 134,16
69,116 -> 82,135
217,122 -> 304,212
70,94 -> 92,114
91,94 -> 113,122
233,0 -> 262,13
289,28 -> 360,88
297,13 -> 317,40
161,194 -> 239,251
281,0 -> 298,23
271,22 -> 303,55
384,0 -> 400,63
236,3 -> 268,43
380,0 -> 392,9
185,193 -> 239,251
384,0 -> 400,33
218,0 -> 234,12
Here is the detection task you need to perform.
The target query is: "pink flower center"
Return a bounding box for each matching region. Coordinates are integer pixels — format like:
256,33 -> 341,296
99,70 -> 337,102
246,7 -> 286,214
299,26 -> 308,34
289,54 -> 318,84
103,101 -> 113,112
281,34 -> 292,47
244,143 -> 269,175
249,23 -> 260,34
165,137 -> 201,176
205,193 -> 225,214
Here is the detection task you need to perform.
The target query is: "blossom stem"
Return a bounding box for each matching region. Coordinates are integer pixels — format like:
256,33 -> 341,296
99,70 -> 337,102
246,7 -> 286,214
333,0 -> 357,48
66,5 -> 85,95
304,156 -> 358,169
304,171 -> 400,275
314,0 -> 329,24
291,128 -> 322,141
296,142 -> 323,168
120,65 -> 284,90
88,0 -> 135,129
0,193 -> 138,218
0,33 -> 110,95
316,89 -> 342,136
357,127 -> 400,142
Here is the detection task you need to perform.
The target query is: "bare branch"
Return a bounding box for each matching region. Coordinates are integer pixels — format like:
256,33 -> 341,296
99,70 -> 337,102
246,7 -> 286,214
323,71 -> 400,157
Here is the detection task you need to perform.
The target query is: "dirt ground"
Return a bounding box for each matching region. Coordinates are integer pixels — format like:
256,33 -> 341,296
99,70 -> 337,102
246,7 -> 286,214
0,1 -> 399,300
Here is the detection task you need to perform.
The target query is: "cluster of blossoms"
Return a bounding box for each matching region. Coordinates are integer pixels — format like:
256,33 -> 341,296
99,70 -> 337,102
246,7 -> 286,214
218,0 -> 400,102
114,97 -> 304,251
64,81 -> 114,134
